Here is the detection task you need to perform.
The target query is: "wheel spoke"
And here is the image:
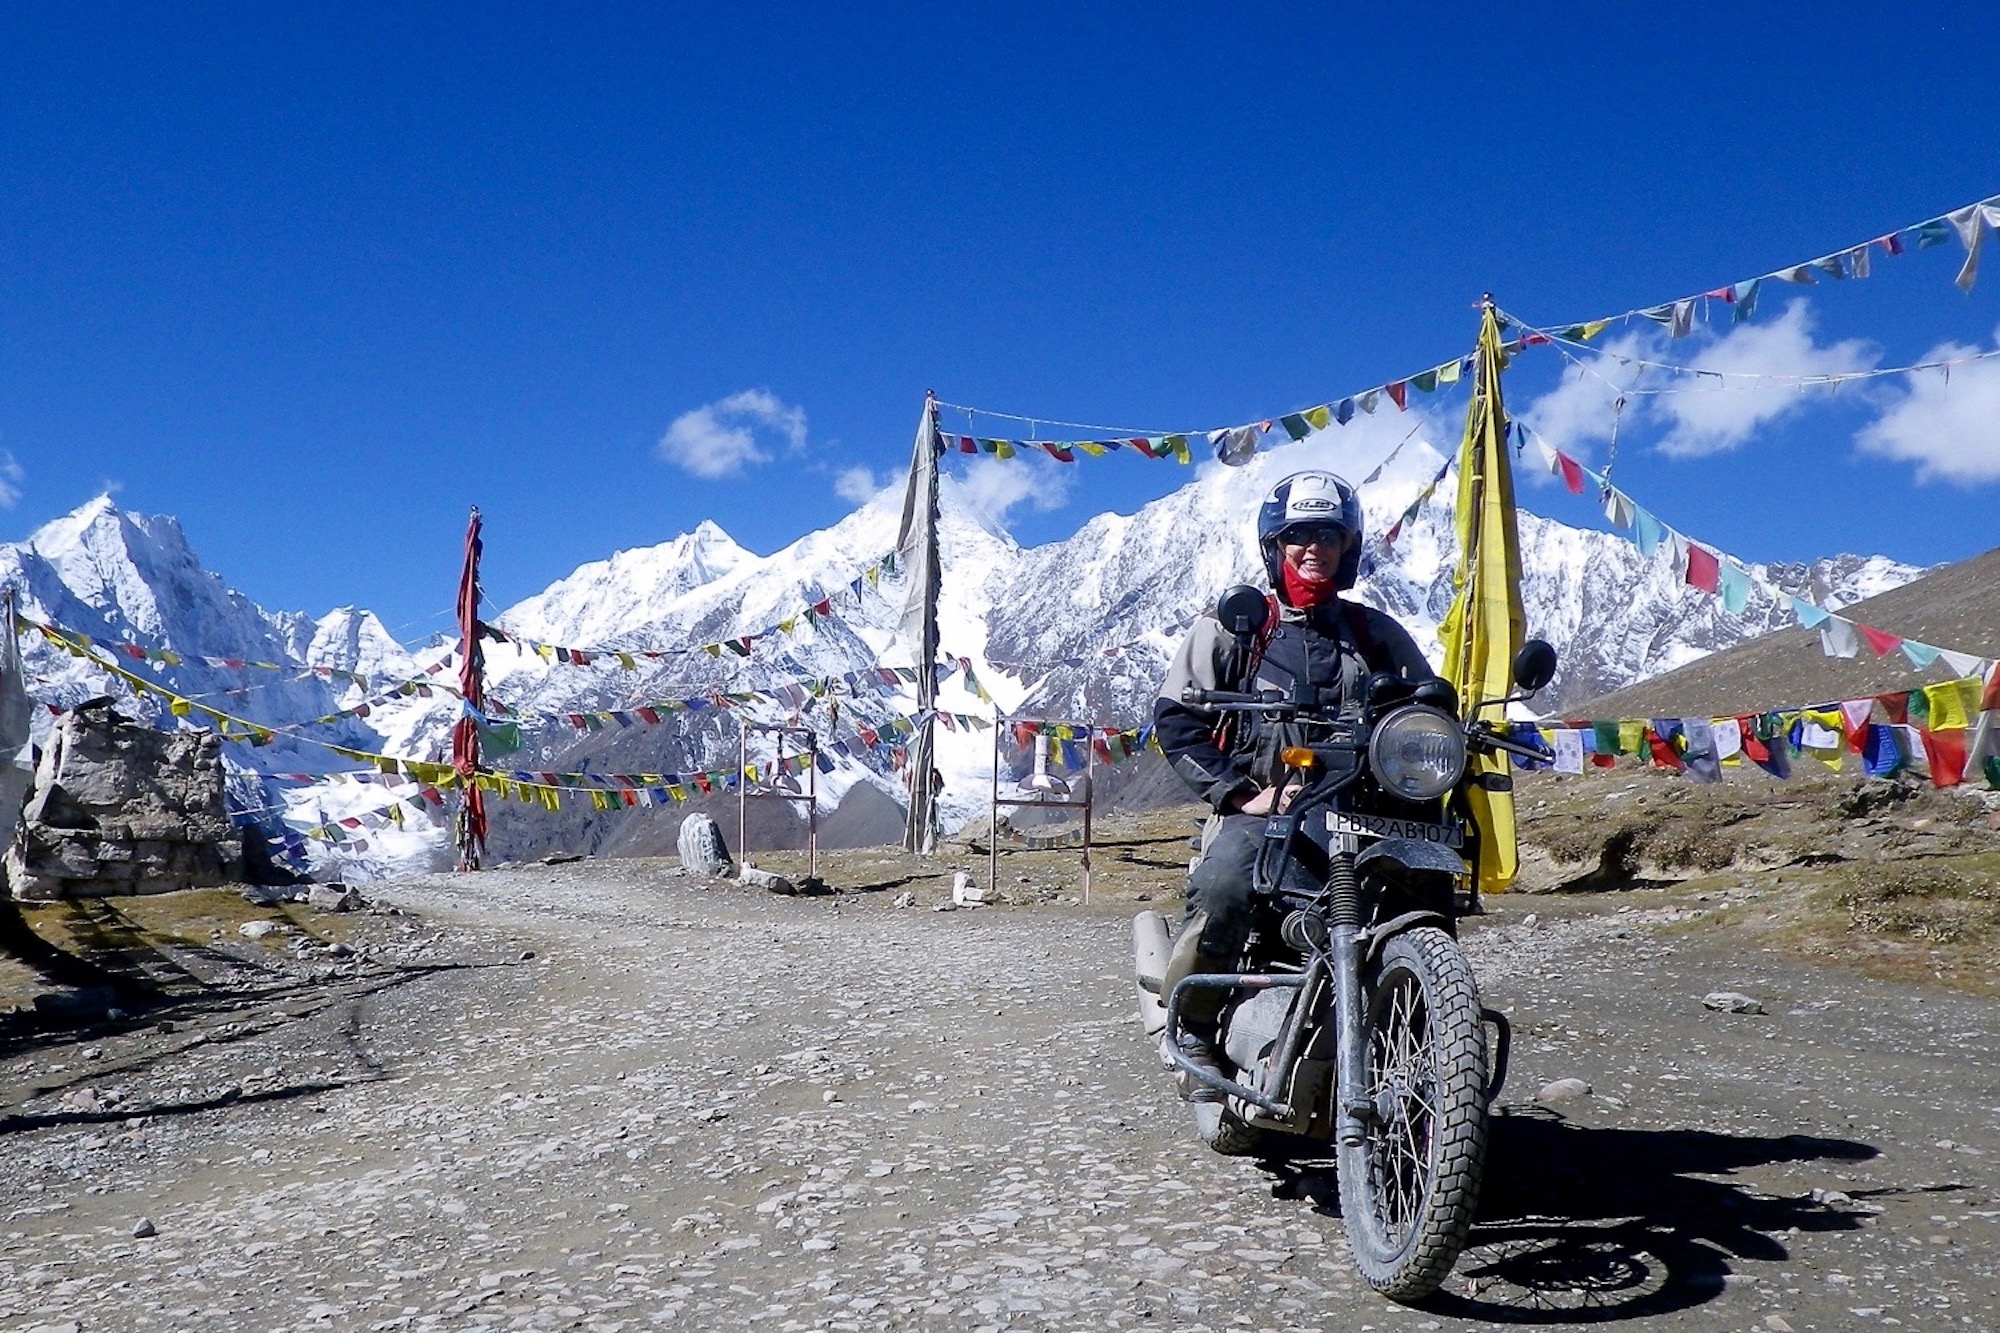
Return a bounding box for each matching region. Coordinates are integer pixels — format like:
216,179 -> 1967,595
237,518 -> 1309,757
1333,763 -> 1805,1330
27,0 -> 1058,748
1363,965 -> 1441,1246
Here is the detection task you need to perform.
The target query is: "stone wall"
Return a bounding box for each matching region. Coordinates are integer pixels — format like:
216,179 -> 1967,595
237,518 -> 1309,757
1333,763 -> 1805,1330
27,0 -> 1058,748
3,701 -> 241,900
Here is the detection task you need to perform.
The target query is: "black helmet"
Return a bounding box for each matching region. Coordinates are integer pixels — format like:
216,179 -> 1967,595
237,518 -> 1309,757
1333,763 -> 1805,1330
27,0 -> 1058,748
1257,470 -> 1363,595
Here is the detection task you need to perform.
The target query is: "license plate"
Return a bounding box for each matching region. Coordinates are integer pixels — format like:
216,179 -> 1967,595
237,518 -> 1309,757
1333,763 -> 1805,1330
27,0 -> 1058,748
1327,811 -> 1463,847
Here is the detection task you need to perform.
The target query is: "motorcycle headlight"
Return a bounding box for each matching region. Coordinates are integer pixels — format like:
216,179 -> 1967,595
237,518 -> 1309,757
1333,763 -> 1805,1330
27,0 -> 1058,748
1368,705 -> 1467,802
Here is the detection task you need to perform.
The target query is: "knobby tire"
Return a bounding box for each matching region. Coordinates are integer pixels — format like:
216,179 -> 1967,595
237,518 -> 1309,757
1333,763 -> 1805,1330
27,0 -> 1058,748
1337,926 -> 1489,1302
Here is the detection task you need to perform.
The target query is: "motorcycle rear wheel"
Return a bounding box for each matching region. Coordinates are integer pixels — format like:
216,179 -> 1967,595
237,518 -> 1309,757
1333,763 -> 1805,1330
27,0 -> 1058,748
1337,926 -> 1489,1302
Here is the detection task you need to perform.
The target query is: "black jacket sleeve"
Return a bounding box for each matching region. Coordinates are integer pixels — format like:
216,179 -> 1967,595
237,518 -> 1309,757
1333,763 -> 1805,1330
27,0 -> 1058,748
1154,616 -> 1259,813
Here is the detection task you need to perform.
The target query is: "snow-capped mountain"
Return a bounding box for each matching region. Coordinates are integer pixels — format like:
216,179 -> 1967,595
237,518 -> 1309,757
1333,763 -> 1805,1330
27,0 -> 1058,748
309,607 -> 420,684
2,498 -> 378,757
3,432 -> 1925,878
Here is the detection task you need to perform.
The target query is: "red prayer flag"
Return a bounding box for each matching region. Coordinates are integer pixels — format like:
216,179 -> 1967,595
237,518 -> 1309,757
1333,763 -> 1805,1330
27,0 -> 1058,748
1920,728 -> 1967,787
958,435 -> 977,454
1876,693 -> 1910,726
1684,544 -> 1721,594
1557,452 -> 1586,495
1982,664 -> 2000,712
1385,381 -> 1408,411
1645,727 -> 1684,770
1858,624 -> 1903,657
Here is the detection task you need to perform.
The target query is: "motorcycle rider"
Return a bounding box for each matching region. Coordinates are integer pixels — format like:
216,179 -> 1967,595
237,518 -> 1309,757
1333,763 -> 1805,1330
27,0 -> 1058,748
1154,470 -> 1437,1097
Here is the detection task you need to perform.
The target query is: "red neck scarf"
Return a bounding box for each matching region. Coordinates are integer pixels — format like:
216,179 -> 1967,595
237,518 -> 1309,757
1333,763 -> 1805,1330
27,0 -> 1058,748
1280,562 -> 1337,609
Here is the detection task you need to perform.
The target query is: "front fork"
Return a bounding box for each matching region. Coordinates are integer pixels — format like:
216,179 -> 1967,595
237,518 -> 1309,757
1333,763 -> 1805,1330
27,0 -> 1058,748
1327,842 -> 1374,1148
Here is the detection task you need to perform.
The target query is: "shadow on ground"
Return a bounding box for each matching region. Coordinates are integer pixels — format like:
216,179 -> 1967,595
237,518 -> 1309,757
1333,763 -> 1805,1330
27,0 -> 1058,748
1260,1108 -> 1881,1322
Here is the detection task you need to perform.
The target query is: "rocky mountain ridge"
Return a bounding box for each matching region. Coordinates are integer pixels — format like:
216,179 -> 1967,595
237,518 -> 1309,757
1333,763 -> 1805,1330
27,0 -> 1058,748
2,437 -> 1925,876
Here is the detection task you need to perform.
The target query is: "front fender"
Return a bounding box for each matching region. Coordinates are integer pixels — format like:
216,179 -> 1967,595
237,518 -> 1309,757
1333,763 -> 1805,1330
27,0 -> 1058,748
1354,836 -> 1467,881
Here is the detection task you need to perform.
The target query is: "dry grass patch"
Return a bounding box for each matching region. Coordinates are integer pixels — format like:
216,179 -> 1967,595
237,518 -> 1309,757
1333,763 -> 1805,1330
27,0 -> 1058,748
1,887 -> 357,1014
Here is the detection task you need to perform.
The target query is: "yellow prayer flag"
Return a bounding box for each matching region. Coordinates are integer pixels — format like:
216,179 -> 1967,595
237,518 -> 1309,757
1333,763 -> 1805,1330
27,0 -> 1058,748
1618,719 -> 1645,755
1581,320 -> 1610,341
1304,405 -> 1332,431
1438,306 -> 1525,894
170,698 -> 191,717
1923,677 -> 1984,731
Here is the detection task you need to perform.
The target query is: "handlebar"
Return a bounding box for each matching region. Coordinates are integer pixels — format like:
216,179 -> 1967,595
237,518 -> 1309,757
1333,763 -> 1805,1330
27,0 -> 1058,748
1184,686 -> 1554,761
1181,686 -> 1343,712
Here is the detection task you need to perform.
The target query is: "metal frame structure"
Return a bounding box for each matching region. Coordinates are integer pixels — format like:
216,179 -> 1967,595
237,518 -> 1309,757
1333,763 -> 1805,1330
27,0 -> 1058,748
737,721 -> 820,882
988,712 -> 1100,904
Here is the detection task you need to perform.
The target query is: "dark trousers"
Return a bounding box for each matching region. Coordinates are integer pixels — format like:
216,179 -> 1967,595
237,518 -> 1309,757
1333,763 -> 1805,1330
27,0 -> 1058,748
1179,814 -> 1266,1035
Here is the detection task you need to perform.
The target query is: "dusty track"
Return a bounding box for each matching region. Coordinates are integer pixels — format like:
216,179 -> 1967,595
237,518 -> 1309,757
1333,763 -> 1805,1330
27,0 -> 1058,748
3,857 -> 1997,1332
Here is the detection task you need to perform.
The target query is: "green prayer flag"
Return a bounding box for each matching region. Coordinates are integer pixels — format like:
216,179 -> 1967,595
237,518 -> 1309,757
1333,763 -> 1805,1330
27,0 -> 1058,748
478,722 -> 523,756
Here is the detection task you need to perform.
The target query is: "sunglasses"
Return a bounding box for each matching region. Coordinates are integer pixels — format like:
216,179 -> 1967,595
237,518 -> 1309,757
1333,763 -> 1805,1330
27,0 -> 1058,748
1279,524 -> 1351,548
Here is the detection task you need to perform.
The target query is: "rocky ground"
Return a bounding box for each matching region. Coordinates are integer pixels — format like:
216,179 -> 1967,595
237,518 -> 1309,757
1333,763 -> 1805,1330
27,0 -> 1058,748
2,797 -> 1998,1332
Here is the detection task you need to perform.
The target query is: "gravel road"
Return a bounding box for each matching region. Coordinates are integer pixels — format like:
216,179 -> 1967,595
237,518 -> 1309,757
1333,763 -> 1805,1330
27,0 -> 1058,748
3,861 -> 1997,1332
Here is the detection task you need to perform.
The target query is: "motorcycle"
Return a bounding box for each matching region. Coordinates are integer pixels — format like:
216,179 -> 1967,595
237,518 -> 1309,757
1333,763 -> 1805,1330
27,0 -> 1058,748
1133,584 -> 1556,1302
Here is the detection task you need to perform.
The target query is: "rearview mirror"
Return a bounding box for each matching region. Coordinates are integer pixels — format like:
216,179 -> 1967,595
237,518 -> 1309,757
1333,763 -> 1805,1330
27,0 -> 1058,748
1216,584 -> 1271,639
1512,639 -> 1557,695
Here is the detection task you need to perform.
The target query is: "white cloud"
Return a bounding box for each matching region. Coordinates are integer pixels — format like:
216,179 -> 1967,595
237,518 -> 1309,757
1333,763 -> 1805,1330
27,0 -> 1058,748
1653,301 -> 1877,458
658,389 -> 808,479
0,452 -> 22,508
955,457 -> 1072,529
833,465 -> 885,504
1857,328 -> 2000,483
1517,330 -> 1658,465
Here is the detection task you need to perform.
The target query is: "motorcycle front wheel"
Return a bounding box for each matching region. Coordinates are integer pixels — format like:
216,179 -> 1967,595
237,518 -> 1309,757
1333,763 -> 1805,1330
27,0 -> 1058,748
1337,926 -> 1489,1302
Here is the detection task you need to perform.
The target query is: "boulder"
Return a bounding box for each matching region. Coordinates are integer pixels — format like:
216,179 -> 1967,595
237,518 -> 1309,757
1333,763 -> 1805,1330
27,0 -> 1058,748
307,884 -> 362,913
676,814 -> 733,877
4,706 -> 239,900
735,864 -> 798,896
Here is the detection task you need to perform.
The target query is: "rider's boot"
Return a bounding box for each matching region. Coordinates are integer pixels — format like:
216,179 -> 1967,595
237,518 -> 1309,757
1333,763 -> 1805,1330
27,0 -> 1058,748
1160,910 -> 1231,1103
1166,1030 -> 1227,1104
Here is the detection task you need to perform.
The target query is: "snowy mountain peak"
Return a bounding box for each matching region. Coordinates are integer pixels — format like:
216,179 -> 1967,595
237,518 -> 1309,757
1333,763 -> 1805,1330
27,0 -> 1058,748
311,607 -> 420,682
20,496 -> 218,640
497,521 -> 754,646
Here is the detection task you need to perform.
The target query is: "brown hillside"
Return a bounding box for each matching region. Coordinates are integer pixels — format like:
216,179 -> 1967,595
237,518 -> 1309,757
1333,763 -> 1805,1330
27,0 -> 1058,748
1570,545 -> 2000,720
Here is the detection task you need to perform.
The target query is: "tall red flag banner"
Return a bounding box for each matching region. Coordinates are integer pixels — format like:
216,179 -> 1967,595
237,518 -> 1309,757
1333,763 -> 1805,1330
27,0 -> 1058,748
452,506 -> 487,870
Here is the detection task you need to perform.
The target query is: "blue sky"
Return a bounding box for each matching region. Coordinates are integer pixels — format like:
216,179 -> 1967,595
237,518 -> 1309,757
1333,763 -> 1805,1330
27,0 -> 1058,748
2,5 -> 1997,643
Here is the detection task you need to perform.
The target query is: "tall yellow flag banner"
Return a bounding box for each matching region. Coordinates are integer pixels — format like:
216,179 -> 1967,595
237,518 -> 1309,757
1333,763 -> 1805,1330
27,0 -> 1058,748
1438,303 -> 1526,893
